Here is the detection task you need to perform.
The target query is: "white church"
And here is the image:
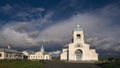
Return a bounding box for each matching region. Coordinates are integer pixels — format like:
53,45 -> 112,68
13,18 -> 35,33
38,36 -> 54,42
60,24 -> 98,61
29,45 -> 52,60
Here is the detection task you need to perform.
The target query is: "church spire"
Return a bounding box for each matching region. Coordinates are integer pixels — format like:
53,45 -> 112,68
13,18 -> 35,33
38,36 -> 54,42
40,44 -> 44,53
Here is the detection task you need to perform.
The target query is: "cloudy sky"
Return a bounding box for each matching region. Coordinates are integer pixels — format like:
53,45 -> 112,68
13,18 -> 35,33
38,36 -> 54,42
0,0 -> 120,58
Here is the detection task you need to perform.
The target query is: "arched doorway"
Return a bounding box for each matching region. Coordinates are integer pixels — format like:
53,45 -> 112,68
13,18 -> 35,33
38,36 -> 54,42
75,49 -> 83,60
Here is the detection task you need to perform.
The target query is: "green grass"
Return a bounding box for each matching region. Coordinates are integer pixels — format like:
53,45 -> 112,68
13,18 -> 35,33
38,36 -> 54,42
98,58 -> 120,68
101,62 -> 120,68
0,60 -> 43,68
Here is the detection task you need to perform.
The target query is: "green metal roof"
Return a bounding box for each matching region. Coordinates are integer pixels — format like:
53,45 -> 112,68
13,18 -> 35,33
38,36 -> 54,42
74,24 -> 83,31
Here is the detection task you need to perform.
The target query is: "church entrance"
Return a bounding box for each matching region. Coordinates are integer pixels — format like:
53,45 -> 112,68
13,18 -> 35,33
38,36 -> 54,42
75,49 -> 82,60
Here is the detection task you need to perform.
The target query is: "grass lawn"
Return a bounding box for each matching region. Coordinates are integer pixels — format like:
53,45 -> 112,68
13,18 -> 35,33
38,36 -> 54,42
100,62 -> 120,68
0,60 -> 43,68
98,58 -> 120,68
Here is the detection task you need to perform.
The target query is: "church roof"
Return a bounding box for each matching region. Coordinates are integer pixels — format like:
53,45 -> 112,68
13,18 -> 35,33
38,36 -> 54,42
0,48 -> 22,54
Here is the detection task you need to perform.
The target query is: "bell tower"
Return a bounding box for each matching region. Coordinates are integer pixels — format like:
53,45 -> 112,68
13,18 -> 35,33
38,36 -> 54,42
73,14 -> 84,43
73,24 -> 84,43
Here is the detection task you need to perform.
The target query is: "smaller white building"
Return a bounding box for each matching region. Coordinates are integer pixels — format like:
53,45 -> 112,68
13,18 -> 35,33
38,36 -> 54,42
22,51 -> 29,60
29,45 -> 52,60
0,45 -> 23,60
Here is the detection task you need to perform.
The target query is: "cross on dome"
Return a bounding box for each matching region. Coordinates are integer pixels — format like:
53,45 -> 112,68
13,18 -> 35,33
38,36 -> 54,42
74,14 -> 83,31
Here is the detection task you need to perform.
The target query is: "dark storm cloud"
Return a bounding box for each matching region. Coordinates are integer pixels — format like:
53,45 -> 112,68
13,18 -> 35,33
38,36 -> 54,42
0,0 -> 120,57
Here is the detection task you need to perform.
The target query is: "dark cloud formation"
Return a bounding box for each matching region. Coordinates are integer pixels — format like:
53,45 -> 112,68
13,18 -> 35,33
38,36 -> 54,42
0,0 -> 120,58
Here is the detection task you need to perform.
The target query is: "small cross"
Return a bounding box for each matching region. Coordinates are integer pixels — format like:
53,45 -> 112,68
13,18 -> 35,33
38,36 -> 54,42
77,14 -> 80,27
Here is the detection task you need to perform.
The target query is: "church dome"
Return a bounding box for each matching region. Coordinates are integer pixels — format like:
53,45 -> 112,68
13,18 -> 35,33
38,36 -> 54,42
74,24 -> 83,31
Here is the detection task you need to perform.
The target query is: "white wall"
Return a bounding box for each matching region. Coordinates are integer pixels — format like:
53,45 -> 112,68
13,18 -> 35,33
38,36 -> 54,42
60,49 -> 68,60
0,52 -> 23,60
